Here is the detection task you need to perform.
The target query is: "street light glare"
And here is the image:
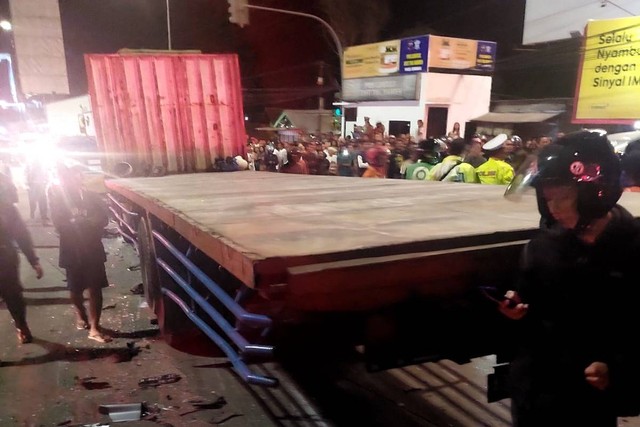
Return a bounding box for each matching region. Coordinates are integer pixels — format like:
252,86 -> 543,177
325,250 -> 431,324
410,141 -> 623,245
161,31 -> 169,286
0,20 -> 12,31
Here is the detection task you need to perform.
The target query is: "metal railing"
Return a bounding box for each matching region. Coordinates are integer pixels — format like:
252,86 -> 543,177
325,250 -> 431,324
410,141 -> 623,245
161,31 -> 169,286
152,229 -> 277,387
107,194 -> 139,252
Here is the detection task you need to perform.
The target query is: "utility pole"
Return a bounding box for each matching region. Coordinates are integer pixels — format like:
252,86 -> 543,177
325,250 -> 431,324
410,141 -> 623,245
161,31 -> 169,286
317,61 -> 324,134
166,0 -> 172,50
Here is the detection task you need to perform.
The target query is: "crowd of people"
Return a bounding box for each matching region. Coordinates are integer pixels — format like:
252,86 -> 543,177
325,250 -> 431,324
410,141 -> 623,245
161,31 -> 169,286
241,127 -> 640,195
241,130 -> 557,186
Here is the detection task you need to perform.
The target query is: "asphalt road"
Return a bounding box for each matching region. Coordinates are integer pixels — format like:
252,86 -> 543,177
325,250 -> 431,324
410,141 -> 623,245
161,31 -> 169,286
0,188 -> 301,427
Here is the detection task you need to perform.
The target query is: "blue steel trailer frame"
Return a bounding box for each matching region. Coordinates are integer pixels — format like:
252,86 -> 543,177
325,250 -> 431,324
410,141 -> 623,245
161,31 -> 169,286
108,195 -> 277,387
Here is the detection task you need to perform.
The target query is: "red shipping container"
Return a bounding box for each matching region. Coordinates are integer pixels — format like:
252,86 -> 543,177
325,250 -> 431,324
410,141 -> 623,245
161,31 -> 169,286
85,53 -> 246,175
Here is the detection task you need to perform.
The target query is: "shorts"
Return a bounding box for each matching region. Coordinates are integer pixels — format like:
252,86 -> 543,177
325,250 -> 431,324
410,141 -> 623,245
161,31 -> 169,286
66,262 -> 109,293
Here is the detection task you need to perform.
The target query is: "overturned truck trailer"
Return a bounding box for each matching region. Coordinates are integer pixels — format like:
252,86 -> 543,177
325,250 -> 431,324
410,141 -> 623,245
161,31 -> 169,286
108,172 -> 548,386
85,52 -> 246,176
92,52 -> 640,388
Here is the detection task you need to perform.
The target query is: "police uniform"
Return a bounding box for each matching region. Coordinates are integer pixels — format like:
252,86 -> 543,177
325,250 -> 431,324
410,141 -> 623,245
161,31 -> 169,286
476,157 -> 514,185
475,134 -> 515,185
428,155 -> 478,183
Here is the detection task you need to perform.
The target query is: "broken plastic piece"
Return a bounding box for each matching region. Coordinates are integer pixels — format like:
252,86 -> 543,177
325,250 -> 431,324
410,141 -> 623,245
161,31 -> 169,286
138,373 -> 181,388
190,396 -> 227,409
99,402 -> 145,422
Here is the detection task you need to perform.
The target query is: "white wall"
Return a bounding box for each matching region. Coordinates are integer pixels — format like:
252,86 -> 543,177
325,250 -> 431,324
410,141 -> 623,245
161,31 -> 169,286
45,94 -> 94,137
346,102 -> 421,139
421,73 -> 492,138
344,72 -> 492,139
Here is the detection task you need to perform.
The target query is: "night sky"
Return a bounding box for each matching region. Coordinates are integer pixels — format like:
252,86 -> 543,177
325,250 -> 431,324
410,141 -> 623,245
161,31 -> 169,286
2,0 -> 574,113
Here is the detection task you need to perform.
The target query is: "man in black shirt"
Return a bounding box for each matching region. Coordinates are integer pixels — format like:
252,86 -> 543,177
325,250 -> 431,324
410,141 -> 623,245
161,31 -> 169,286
0,173 -> 44,344
500,130 -> 640,426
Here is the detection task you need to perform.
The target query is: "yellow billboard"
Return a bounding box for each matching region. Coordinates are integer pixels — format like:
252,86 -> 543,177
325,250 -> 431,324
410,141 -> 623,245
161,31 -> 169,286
573,16 -> 640,123
343,39 -> 401,79
428,36 -> 477,70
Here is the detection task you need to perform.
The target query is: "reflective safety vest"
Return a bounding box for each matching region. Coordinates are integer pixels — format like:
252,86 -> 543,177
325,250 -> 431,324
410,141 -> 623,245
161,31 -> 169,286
475,157 -> 515,185
405,161 -> 435,180
428,155 -> 478,183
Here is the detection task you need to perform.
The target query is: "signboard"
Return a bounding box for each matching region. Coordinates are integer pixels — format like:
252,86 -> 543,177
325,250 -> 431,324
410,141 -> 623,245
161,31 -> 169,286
342,74 -> 418,101
573,16 -> 640,124
400,36 -> 429,73
343,39 -> 402,79
428,36 -> 496,72
343,35 -> 495,79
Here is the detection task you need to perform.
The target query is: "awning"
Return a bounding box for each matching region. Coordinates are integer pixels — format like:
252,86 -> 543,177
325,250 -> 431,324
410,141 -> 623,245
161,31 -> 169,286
471,112 -> 561,123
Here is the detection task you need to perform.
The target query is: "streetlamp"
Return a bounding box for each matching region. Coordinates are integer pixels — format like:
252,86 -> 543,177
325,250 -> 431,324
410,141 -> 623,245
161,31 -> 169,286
166,0 -> 172,50
0,18 -> 18,103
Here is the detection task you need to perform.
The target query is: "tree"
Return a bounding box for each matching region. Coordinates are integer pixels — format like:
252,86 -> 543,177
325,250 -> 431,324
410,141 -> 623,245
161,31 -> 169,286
317,0 -> 391,49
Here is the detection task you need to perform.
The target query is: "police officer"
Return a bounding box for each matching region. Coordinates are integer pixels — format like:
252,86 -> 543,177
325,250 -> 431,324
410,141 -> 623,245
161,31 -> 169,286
500,130 -> 640,426
476,134 -> 515,185
0,173 -> 43,344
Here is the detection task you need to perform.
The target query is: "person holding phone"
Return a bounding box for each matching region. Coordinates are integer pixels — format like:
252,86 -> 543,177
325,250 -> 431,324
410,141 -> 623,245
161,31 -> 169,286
498,130 -> 640,426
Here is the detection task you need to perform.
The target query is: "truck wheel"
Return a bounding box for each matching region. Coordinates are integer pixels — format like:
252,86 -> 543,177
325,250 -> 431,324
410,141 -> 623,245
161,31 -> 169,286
137,217 -> 162,315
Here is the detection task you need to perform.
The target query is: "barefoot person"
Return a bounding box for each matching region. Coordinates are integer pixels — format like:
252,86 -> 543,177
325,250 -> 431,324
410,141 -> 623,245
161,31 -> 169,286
49,165 -> 112,343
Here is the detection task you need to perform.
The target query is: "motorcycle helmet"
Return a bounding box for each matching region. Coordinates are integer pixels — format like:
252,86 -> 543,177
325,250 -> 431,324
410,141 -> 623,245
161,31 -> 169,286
366,146 -> 388,168
505,129 -> 621,230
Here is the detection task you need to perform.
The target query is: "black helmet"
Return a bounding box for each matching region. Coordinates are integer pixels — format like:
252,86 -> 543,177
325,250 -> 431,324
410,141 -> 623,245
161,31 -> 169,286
506,129 -> 621,230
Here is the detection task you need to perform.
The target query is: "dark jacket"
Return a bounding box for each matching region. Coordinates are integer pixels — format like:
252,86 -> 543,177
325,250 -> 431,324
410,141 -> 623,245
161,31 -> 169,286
509,205 -> 640,423
49,187 -> 108,269
0,204 -> 39,271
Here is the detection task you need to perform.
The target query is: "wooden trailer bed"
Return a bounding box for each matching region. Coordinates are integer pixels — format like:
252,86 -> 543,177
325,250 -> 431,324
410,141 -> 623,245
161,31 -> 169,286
105,172 -> 640,311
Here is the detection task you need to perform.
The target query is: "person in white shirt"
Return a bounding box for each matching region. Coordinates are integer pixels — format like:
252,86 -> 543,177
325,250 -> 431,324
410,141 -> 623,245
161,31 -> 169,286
274,141 -> 288,171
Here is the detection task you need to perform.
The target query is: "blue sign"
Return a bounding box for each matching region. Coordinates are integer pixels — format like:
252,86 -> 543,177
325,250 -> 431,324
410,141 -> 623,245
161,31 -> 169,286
400,36 -> 429,74
474,41 -> 497,72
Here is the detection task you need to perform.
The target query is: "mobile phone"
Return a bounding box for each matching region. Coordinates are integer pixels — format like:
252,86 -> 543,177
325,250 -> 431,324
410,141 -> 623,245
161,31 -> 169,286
479,286 -> 519,308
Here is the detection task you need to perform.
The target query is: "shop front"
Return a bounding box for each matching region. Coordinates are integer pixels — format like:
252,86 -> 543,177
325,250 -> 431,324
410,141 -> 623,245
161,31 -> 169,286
341,34 -> 496,140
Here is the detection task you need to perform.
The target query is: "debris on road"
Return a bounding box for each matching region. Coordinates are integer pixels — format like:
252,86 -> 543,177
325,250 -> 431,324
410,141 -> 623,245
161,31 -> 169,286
130,283 -> 144,295
210,411 -> 242,425
75,376 -> 112,390
99,402 -> 145,422
138,373 -> 182,388
189,397 -> 227,410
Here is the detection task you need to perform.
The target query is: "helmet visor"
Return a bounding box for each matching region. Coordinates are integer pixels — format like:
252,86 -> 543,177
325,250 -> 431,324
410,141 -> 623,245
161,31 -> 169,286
504,154 -> 539,201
